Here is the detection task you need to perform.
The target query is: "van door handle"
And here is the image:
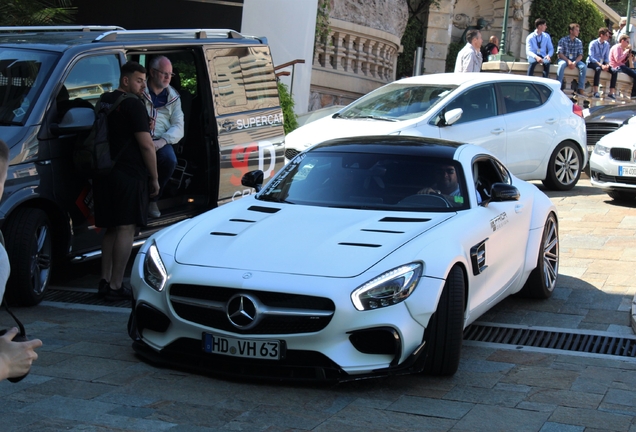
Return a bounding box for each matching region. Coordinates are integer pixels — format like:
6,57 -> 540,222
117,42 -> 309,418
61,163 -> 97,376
546,118 -> 557,124
490,128 -> 504,135
515,204 -> 523,213
221,120 -> 235,131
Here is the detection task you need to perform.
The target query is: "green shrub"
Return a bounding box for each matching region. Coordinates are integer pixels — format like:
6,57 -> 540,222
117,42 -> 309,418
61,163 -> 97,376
529,0 -> 604,59
278,81 -> 299,134
397,15 -> 425,78
445,42 -> 463,72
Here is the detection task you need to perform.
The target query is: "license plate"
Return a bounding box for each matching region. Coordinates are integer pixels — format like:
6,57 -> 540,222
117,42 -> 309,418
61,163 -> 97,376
618,166 -> 636,177
202,333 -> 282,360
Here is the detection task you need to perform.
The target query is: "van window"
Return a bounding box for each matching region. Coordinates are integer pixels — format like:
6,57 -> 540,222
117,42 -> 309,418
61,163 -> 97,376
206,46 -> 279,115
62,55 -> 120,105
0,49 -> 58,125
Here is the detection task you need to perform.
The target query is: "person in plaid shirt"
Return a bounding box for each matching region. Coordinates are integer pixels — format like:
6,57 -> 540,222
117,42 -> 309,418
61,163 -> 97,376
586,27 -> 614,98
556,23 -> 587,96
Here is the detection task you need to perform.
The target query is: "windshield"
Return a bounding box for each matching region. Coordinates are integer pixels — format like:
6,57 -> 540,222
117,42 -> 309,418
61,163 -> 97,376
258,151 -> 469,211
337,84 -> 456,121
0,49 -> 59,125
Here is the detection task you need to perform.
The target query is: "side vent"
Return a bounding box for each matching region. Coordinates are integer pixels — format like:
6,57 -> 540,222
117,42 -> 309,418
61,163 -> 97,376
470,239 -> 488,275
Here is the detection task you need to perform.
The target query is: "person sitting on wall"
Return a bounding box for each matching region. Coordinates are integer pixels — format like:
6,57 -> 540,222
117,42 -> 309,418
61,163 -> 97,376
556,23 -> 587,96
587,27 -> 614,98
609,34 -> 636,100
526,18 -> 553,78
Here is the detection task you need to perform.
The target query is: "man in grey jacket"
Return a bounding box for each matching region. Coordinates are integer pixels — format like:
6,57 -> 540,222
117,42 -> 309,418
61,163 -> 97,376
142,56 -> 184,218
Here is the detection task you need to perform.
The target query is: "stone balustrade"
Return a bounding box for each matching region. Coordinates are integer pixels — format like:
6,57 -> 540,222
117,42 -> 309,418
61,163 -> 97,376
483,61 -> 635,106
309,18 -> 401,110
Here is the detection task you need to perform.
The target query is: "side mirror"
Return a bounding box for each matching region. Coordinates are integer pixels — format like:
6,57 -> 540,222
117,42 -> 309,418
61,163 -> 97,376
51,107 -> 95,135
490,183 -> 520,202
444,108 -> 463,126
242,170 -> 264,192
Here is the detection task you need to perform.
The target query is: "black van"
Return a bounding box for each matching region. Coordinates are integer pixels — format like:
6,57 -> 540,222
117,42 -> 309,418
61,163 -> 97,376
0,27 -> 286,305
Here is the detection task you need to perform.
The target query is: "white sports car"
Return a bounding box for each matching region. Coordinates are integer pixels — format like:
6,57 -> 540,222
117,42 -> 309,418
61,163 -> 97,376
128,135 -> 559,381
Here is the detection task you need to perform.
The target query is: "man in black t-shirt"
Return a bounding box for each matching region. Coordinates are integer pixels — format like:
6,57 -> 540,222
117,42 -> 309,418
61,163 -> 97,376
92,61 -> 159,301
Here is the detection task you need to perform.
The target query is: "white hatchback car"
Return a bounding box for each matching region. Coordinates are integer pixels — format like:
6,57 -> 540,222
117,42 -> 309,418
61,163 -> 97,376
285,73 -> 587,191
589,119 -> 636,201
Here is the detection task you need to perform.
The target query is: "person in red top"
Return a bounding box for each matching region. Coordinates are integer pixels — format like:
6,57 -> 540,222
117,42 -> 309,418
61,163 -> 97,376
609,33 -> 636,99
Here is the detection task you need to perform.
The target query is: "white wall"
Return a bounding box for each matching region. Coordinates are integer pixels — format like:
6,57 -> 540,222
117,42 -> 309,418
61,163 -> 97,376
242,0 -> 318,115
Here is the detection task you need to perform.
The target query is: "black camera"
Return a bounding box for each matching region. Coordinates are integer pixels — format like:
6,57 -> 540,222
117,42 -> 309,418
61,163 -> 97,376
0,328 -> 30,383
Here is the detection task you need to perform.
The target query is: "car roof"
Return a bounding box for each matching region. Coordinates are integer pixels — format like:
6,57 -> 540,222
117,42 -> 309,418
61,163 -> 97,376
311,135 -> 463,159
0,27 -> 263,51
396,72 -> 559,88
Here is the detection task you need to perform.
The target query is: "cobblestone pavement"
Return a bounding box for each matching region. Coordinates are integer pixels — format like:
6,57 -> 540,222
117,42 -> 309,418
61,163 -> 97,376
1,178 -> 635,431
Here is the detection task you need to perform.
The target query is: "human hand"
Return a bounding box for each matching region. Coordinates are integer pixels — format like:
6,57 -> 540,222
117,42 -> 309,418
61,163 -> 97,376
152,138 -> 167,151
0,328 -> 42,381
568,61 -> 575,69
536,56 -> 543,63
544,55 -> 551,62
417,187 -> 439,195
149,178 -> 160,198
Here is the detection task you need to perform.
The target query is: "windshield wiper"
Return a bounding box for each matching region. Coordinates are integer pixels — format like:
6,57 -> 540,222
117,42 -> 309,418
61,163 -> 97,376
354,115 -> 397,122
0,120 -> 21,126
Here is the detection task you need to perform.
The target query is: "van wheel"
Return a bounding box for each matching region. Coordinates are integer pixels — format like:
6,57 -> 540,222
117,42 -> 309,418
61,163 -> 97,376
421,265 -> 465,376
542,142 -> 582,191
3,208 -> 52,306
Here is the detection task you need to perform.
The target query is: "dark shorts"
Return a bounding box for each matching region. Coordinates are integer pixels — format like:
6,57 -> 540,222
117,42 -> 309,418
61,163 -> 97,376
93,168 -> 149,228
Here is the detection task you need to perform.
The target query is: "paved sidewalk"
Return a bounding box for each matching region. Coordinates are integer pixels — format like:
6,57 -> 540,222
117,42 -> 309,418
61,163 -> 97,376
0,178 -> 635,431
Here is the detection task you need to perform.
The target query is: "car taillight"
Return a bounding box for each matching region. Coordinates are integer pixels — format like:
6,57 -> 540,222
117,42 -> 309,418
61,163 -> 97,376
572,103 -> 584,117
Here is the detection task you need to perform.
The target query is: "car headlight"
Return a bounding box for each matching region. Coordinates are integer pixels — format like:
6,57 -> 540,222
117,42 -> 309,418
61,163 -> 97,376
594,143 -> 610,156
143,241 -> 167,292
351,263 -> 422,311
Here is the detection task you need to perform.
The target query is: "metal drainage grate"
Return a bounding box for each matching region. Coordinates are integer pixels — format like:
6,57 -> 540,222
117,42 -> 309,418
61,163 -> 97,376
464,323 -> 636,358
44,287 -> 130,308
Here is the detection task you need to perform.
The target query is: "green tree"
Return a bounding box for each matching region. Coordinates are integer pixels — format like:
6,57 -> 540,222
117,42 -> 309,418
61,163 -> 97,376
529,0 -> 605,59
278,82 -> 299,134
0,0 -> 76,26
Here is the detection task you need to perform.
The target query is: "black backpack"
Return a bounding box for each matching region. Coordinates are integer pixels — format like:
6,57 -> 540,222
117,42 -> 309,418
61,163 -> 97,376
73,92 -> 136,177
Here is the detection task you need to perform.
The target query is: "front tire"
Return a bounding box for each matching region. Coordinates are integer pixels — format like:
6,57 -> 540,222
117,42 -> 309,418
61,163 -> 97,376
421,265 -> 465,376
3,208 -> 53,306
542,142 -> 582,191
607,190 -> 636,202
519,212 -> 559,299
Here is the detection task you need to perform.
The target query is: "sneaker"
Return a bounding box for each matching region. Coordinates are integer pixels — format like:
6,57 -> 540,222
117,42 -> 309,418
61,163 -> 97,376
148,201 -> 161,218
105,283 -> 132,301
593,92 -> 600,98
607,93 -> 616,100
97,279 -> 109,298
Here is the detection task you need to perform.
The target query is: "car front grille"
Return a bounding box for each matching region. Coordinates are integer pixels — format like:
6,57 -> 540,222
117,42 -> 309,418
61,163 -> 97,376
594,172 -> 636,185
169,284 -> 335,335
586,123 -> 619,147
610,147 -> 632,162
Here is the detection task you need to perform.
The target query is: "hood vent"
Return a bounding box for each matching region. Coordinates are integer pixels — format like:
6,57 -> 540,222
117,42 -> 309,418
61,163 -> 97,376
210,232 -> 237,237
361,229 -> 405,234
248,206 -> 281,214
338,242 -> 381,248
380,217 -> 431,223
229,218 -> 256,223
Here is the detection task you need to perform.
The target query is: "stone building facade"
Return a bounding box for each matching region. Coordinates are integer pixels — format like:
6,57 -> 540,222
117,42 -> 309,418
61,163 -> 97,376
309,0 -> 620,111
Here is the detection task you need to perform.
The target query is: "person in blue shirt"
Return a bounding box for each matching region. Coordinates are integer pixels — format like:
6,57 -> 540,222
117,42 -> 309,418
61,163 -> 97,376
587,27 -> 614,98
526,18 -> 554,78
557,23 -> 587,96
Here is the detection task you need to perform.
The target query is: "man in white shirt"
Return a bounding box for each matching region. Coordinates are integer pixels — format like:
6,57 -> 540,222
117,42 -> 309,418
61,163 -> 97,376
613,17 -> 636,48
455,29 -> 483,73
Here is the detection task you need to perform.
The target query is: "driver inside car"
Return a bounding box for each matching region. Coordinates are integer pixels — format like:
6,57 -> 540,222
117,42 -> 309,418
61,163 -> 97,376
418,164 -> 465,205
